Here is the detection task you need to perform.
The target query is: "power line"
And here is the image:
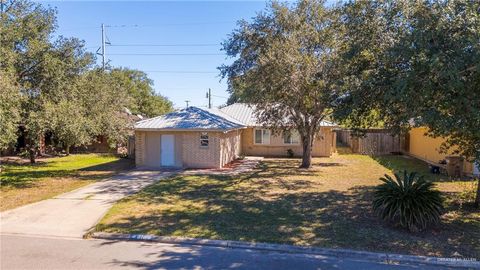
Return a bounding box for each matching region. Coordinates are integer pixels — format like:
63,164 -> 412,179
61,21 -> 237,31
108,53 -> 224,56
107,43 -> 219,47
211,94 -> 228,99
105,21 -> 236,28
145,70 -> 217,74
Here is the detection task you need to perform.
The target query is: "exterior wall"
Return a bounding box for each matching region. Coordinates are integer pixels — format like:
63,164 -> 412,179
135,130 -> 183,169
135,131 -> 146,166
241,127 -> 334,157
219,130 -> 242,167
181,131 -> 222,169
408,127 -> 474,174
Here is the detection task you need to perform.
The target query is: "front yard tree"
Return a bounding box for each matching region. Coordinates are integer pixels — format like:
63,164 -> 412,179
0,72 -> 21,150
111,68 -> 173,118
220,0 -> 343,168
1,0 -> 94,162
80,69 -> 132,149
337,1 -> 480,206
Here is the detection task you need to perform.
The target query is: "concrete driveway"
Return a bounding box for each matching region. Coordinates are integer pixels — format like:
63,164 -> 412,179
0,170 -> 175,238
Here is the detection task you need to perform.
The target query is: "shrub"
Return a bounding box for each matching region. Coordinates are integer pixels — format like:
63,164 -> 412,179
286,149 -> 294,158
372,170 -> 444,232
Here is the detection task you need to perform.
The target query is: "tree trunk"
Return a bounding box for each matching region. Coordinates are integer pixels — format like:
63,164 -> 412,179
300,133 -> 313,168
28,147 -> 36,164
475,179 -> 480,208
65,145 -> 70,156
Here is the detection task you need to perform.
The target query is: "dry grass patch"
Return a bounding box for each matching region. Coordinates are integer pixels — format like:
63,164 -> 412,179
0,154 -> 134,211
96,152 -> 479,258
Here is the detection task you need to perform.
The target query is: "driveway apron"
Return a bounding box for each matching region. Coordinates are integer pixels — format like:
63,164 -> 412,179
0,170 -> 175,238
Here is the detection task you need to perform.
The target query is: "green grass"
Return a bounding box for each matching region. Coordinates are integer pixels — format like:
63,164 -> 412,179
96,152 -> 480,258
0,154 -> 134,211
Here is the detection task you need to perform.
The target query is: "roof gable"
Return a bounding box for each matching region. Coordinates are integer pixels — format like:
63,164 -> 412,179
135,106 -> 245,131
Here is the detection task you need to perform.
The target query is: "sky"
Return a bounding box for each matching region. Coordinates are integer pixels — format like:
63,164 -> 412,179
40,1 -> 268,109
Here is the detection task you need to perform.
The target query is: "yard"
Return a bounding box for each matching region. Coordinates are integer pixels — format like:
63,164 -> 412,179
96,150 -> 479,258
0,154 -> 134,211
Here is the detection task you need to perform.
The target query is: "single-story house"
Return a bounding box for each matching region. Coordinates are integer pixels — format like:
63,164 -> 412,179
134,103 -> 337,169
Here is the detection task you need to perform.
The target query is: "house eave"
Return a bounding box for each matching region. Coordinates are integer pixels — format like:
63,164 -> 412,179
135,127 -> 246,133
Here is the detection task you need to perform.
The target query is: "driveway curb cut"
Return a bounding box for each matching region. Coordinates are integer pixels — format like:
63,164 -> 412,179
90,232 -> 479,269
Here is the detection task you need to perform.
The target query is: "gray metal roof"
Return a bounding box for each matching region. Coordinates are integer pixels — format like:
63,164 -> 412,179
135,106 -> 245,131
220,103 -> 337,127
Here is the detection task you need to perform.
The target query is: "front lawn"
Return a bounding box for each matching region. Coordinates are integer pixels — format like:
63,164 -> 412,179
96,152 -> 479,258
0,154 -> 134,211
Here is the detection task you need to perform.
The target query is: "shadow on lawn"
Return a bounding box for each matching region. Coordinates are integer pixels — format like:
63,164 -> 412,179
0,158 -> 134,189
372,155 -> 460,183
98,165 -> 479,257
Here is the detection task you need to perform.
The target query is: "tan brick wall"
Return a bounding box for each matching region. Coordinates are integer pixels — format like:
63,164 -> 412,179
182,131 -> 222,168
135,131 -> 183,169
135,131 -> 145,166
241,127 -> 334,157
220,130 -> 241,167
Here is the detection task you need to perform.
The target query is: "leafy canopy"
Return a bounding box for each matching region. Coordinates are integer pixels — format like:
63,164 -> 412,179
335,0 -> 480,163
220,0 -> 343,167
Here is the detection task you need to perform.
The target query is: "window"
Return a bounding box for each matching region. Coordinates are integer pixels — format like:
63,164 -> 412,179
283,130 -> 300,144
254,129 -> 270,144
200,132 -> 209,147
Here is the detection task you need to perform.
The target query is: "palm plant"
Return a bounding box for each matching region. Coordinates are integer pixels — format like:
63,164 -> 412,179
372,170 -> 444,232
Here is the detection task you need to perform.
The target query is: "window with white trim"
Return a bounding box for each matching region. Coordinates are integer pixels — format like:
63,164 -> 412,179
254,129 -> 270,144
200,132 -> 209,147
283,130 -> 300,144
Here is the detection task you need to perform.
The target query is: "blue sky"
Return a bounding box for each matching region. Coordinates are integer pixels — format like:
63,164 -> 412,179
41,1 -> 267,108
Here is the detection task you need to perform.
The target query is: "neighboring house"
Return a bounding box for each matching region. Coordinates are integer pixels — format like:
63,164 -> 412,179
408,127 -> 479,176
134,103 -> 337,169
221,103 -> 336,158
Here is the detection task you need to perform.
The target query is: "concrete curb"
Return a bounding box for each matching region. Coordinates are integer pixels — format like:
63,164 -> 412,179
91,232 -> 480,269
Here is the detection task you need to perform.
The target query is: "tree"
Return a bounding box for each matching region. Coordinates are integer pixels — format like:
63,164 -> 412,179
220,0 -> 343,168
80,69 -> 132,149
0,71 -> 21,150
110,68 -> 173,118
336,1 -> 480,206
1,0 -> 94,162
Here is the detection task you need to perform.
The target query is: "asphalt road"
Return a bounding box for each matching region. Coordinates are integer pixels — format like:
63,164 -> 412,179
0,234 -> 454,270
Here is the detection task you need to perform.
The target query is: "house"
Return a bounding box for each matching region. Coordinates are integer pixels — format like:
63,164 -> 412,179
408,127 -> 479,176
134,103 -> 337,169
221,103 -> 336,158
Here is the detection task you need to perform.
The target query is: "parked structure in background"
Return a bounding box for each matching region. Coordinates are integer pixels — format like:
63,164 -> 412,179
134,103 -> 337,169
337,127 -> 478,177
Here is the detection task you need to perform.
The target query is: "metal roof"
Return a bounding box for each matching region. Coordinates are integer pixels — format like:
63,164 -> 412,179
135,106 -> 245,131
220,103 -> 337,127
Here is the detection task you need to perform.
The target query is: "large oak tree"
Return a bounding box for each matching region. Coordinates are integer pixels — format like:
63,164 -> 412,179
220,0 -> 343,168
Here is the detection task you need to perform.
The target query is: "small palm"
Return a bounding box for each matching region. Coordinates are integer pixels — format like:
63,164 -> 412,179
373,170 -> 444,232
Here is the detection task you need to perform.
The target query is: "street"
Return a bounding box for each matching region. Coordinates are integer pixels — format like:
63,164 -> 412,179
0,234 -> 454,270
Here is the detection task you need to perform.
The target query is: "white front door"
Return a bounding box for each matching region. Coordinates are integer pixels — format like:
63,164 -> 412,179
161,135 -> 175,166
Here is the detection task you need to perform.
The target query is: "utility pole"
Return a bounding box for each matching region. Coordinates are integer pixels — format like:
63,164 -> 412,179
101,23 -> 106,70
185,100 -> 190,108
206,88 -> 212,109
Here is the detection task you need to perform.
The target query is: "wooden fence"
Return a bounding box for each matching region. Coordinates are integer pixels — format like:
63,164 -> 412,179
126,135 -> 135,159
336,129 -> 405,155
